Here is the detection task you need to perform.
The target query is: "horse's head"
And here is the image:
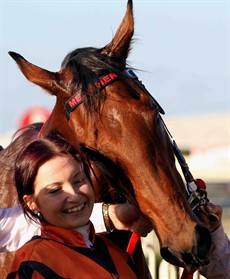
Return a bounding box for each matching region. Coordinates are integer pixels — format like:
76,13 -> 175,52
9,0 -> 211,273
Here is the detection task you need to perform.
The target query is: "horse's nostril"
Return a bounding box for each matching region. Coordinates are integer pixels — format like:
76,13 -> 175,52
194,224 -> 212,264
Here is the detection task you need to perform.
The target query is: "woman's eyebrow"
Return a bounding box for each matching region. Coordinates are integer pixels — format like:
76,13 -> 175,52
45,182 -> 60,187
36,183 -> 60,195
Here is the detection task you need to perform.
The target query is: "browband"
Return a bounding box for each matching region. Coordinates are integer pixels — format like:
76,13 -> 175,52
64,73 -> 119,120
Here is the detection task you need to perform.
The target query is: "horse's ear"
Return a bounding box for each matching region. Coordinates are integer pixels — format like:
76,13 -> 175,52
101,0 -> 134,61
8,51 -> 67,96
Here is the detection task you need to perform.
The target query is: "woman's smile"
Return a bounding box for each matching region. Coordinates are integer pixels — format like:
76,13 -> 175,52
63,203 -> 86,214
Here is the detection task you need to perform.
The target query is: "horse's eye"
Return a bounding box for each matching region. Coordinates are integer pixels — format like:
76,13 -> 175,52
151,101 -> 159,111
154,113 -> 163,128
155,113 -> 160,122
131,89 -> 140,99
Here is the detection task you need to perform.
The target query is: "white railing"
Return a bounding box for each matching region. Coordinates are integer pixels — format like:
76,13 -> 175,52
141,232 -> 205,279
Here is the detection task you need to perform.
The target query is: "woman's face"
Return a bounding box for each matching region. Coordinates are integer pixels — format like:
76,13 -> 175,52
25,155 -> 94,229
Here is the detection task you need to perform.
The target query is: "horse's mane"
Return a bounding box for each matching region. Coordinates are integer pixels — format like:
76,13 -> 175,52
80,144 -> 137,206
62,47 -> 127,74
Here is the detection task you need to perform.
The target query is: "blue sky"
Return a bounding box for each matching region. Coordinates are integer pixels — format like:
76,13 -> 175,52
0,0 -> 229,134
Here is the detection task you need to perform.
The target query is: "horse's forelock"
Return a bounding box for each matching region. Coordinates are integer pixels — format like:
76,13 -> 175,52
62,47 -> 127,85
60,47 -> 131,112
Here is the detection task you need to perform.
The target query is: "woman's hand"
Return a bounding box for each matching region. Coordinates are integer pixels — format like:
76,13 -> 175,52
108,202 -> 153,237
198,203 -> 222,232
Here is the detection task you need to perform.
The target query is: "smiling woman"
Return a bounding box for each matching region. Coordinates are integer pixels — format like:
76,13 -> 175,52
7,132 -> 138,279
22,154 -> 95,230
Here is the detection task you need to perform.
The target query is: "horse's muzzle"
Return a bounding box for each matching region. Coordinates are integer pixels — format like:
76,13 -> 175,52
160,224 -> 212,273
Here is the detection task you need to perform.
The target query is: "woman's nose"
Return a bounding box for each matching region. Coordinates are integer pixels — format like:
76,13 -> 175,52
65,184 -> 79,199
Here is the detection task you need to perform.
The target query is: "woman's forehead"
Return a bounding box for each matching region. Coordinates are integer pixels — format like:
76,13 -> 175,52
34,155 -> 82,187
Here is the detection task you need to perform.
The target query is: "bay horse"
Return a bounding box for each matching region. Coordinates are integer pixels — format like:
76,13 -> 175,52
2,0 -> 211,276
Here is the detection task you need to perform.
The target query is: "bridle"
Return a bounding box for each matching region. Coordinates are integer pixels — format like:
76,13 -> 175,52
38,69 -> 217,277
160,115 -> 214,217
63,68 -> 217,221
120,71 -> 218,279
64,73 -> 119,120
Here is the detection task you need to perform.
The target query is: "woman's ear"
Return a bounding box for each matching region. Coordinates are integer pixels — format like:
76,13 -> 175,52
23,195 -> 39,212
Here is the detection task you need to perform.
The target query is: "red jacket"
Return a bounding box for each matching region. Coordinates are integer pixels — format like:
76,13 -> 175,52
7,223 -> 137,279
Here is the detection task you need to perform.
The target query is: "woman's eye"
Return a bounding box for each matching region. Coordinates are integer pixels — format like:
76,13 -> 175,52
48,187 -> 61,194
73,178 -> 85,185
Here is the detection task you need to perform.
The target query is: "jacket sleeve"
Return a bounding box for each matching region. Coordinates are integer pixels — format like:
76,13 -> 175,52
199,224 -> 230,279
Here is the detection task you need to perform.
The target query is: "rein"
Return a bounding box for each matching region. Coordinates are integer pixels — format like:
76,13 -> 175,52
119,71 -> 218,278
158,116 -> 218,279
160,116 -> 218,223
